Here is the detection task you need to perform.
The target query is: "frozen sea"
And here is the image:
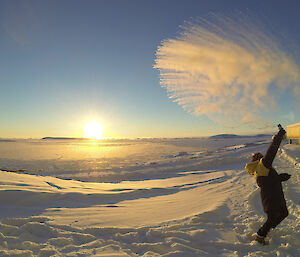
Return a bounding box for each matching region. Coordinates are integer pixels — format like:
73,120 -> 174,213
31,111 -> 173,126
0,135 -> 299,256
0,135 -> 271,182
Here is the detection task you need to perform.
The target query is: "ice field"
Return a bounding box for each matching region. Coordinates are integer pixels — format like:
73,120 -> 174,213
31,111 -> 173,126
0,136 -> 299,256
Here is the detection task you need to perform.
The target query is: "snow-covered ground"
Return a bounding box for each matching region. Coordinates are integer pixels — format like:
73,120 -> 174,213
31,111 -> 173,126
0,136 -> 299,256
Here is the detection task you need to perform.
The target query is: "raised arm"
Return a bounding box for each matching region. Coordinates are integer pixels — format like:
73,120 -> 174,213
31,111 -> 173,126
262,128 -> 286,168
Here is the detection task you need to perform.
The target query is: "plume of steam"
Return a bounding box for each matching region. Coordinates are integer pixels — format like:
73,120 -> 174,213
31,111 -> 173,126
154,14 -> 300,128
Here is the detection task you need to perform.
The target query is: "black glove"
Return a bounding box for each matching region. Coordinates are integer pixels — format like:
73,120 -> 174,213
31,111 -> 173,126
279,173 -> 291,182
278,128 -> 286,137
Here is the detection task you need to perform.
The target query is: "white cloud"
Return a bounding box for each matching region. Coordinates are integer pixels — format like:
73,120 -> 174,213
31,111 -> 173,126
154,14 -> 300,128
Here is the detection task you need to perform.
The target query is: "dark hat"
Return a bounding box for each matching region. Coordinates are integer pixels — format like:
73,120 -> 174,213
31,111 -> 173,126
251,152 -> 263,162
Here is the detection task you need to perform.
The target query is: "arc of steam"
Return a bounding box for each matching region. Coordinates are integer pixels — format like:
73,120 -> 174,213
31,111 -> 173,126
154,15 -> 300,128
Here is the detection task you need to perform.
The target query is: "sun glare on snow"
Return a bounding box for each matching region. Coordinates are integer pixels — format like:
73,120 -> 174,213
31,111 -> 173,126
84,121 -> 104,139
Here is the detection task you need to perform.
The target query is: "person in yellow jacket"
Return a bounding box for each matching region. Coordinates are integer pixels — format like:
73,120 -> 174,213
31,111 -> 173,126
245,126 -> 291,245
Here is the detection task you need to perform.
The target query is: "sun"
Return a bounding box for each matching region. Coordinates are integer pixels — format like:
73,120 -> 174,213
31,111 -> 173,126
84,120 -> 104,139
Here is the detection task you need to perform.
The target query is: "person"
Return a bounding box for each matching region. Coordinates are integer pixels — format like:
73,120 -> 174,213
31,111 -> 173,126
245,126 -> 291,245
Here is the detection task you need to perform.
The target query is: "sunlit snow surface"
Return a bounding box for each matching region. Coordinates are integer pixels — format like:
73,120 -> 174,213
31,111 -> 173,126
0,136 -> 299,256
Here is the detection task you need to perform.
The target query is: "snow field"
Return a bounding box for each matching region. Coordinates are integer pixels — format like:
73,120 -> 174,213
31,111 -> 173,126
0,141 -> 299,256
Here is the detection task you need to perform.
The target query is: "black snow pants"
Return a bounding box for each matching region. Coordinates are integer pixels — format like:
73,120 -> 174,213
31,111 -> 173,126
257,206 -> 289,237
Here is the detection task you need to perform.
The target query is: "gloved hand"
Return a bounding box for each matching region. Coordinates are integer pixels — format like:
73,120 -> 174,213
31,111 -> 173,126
278,127 -> 286,137
277,127 -> 287,140
279,173 -> 291,182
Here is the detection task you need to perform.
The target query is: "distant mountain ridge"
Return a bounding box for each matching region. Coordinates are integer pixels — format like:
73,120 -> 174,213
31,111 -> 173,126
210,134 -> 238,139
42,137 -> 87,140
0,139 -> 16,142
210,134 -> 271,139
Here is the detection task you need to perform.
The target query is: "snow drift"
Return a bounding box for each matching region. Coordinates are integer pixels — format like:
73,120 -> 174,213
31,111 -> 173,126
0,136 -> 299,256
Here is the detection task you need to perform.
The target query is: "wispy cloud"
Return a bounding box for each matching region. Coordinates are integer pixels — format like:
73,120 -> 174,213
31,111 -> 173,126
154,14 -> 300,128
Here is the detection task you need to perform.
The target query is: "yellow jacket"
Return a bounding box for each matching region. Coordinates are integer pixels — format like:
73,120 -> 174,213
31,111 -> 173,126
245,159 -> 269,177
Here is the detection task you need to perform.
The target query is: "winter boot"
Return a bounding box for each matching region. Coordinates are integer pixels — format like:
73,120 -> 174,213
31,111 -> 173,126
254,234 -> 268,245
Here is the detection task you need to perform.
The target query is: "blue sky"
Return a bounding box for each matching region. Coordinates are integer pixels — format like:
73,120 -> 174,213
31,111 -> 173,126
0,0 -> 299,138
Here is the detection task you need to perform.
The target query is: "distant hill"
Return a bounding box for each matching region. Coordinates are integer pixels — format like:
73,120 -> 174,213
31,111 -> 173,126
209,134 -> 239,139
209,134 -> 271,139
0,139 -> 16,142
42,137 -> 87,140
